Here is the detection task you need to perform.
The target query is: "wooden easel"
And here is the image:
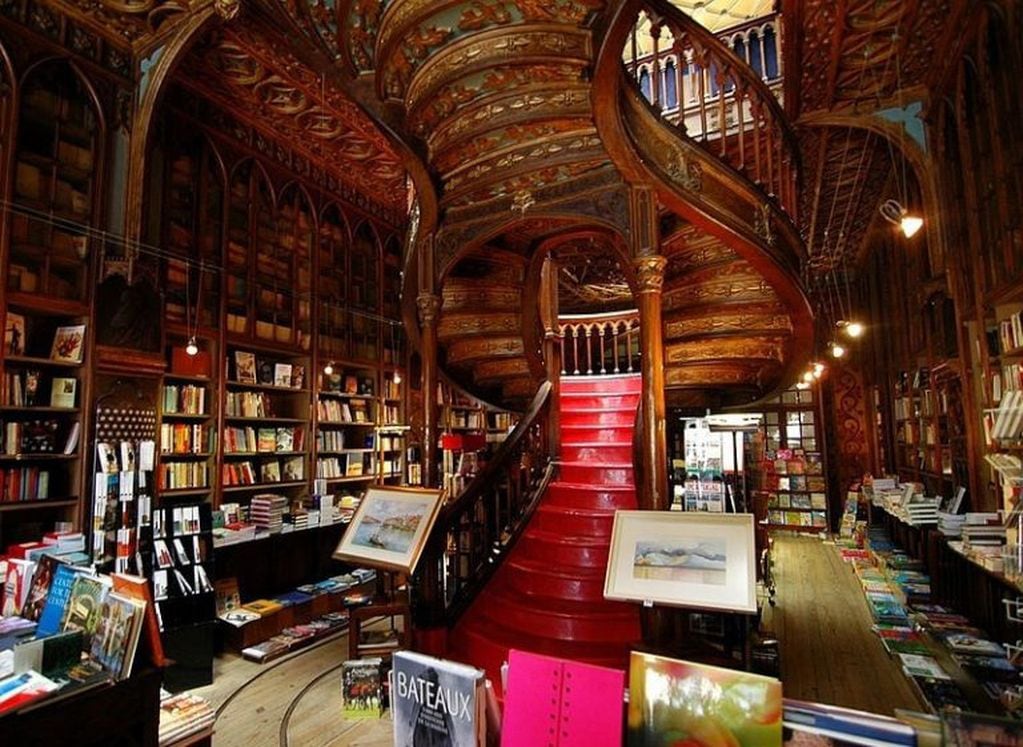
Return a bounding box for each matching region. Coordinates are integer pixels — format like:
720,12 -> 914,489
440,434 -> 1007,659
347,571 -> 410,661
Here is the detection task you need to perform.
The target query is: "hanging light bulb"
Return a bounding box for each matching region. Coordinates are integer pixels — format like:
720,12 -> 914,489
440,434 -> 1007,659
393,369 -> 402,385
900,214 -> 924,238
830,342 -> 846,358
323,360 -> 334,376
813,362 -> 825,378
845,321 -> 864,338
880,199 -> 923,238
802,370 -> 814,383
185,336 -> 199,357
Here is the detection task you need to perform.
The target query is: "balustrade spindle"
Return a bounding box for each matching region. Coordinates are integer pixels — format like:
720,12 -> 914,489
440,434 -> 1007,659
560,334 -> 567,376
718,66 -> 728,157
651,24 -> 662,109
585,327 -> 593,375
572,327 -> 580,375
598,327 -> 607,374
736,86 -> 746,168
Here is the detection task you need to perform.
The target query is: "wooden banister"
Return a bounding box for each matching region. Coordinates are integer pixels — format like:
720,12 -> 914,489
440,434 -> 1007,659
411,381 -> 554,628
559,310 -> 641,377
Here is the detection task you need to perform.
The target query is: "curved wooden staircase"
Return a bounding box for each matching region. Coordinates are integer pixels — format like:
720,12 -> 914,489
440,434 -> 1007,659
451,374 -> 642,691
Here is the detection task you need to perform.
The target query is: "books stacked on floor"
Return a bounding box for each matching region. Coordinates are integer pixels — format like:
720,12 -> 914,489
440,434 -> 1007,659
158,690 -> 215,744
937,511 -> 966,537
249,493 -> 287,534
241,611 -> 351,663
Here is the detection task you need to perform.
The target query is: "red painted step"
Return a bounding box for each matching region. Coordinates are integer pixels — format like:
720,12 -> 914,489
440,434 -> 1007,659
558,461 -> 634,485
478,586 -> 638,642
560,375 -> 642,394
560,424 -> 633,444
545,481 -> 638,510
559,443 -> 632,463
518,528 -> 611,568
559,393 -> 639,410
560,407 -> 636,427
503,557 -> 608,601
534,504 -> 615,536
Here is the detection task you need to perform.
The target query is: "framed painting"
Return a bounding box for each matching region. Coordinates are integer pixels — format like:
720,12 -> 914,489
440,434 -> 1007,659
332,486 -> 445,574
604,511 -> 757,613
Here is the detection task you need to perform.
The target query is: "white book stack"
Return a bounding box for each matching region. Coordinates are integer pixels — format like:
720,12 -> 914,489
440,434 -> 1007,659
937,511 -> 966,537
905,498 -> 941,526
963,512 -> 1006,547
249,493 -> 287,534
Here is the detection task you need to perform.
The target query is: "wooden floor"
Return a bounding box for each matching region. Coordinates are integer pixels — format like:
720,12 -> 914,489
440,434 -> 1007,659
194,534 -> 922,746
763,533 -> 925,715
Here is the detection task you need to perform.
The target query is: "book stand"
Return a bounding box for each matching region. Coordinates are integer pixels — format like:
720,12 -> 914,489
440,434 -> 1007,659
347,571 -> 409,661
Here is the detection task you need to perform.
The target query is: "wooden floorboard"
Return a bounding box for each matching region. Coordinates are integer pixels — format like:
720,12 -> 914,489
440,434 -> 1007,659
192,534 -> 924,746
762,534 -> 926,716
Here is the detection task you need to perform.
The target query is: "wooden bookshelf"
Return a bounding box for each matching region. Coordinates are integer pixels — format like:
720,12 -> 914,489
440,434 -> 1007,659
314,364 -> 379,487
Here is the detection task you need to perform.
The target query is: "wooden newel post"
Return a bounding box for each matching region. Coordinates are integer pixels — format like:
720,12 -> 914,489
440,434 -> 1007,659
540,254 -> 561,456
634,255 -> 668,510
417,293 -> 442,489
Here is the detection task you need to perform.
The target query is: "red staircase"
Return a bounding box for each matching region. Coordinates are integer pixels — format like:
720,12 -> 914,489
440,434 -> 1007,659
451,374 -> 643,690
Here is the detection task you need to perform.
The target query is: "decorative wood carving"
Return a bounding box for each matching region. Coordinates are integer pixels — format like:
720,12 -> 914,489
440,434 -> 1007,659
633,255 -> 666,294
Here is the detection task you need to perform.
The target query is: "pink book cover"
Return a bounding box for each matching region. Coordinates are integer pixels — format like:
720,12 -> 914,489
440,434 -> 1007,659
500,649 -> 624,747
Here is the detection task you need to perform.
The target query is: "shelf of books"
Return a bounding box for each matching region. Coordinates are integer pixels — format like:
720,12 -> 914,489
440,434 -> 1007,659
315,365 -> 379,489
757,386 -> 831,532
0,63 -> 99,548
221,346 -> 310,512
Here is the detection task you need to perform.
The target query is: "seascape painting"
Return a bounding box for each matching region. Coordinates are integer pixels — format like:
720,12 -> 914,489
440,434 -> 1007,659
351,497 -> 430,553
633,538 -> 727,585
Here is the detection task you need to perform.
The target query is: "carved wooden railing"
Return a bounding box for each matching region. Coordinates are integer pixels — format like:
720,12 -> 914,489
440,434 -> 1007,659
559,310 -> 640,377
624,0 -> 799,217
412,381 -> 554,628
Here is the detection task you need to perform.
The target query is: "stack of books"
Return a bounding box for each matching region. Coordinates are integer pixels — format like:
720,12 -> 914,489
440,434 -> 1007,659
249,494 -> 287,534
158,691 -> 215,744
937,511 -> 966,537
962,513 -> 1006,548
904,498 -> 941,526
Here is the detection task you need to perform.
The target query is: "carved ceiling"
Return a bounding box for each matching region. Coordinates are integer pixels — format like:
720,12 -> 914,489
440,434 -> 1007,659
39,0 -> 216,52
554,237 -> 633,314
780,0 -> 963,275
172,19 -> 407,212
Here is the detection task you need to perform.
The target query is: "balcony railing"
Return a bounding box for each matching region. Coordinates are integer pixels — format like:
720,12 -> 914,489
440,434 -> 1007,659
623,2 -> 798,217
559,310 -> 641,377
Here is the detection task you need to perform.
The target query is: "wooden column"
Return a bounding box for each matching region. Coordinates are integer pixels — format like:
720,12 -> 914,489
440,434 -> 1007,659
629,183 -> 668,511
634,255 -> 669,511
540,253 -> 561,456
417,292 -> 441,488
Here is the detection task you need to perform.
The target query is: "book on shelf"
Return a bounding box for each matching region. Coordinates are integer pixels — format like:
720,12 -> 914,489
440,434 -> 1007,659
89,591 -> 146,680
391,649 -> 487,747
235,351 -> 257,384
49,377 -> 76,408
273,363 -> 292,387
5,312 -> 25,356
111,572 -> 167,667
50,324 -> 85,364
59,573 -> 112,650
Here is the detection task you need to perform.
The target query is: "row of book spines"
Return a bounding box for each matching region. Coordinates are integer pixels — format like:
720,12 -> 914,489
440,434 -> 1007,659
316,457 -> 371,478
767,510 -> 828,527
316,400 -> 370,422
221,459 -> 304,485
159,462 -> 209,490
222,426 -> 304,454
2,420 -> 61,455
0,467 -> 49,501
159,423 -> 211,455
998,313 -> 1023,353
162,385 -> 206,415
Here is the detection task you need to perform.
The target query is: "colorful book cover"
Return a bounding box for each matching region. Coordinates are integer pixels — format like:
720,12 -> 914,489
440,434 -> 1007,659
502,649 -> 624,747
59,574 -> 110,650
20,555 -> 63,622
90,591 -> 146,679
36,563 -> 82,638
1,558 -> 34,617
392,650 -> 484,747
111,572 -> 167,668
341,657 -> 383,719
627,652 -> 782,747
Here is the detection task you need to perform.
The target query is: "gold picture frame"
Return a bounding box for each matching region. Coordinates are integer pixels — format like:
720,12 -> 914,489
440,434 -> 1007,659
333,486 -> 445,574
604,511 -> 757,613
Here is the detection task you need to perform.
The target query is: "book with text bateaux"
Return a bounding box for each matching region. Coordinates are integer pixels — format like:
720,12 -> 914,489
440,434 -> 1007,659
392,649 -> 486,747
501,649 -> 624,747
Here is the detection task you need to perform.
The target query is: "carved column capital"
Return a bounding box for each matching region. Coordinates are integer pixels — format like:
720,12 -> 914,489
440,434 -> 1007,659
417,294 -> 442,326
633,255 -> 667,294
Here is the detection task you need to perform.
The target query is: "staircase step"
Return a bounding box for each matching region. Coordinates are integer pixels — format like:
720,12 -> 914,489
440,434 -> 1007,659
545,481 -> 638,510
559,443 -> 632,463
519,528 -> 612,568
559,393 -> 639,410
560,425 -> 633,444
534,504 -> 615,536
560,409 -> 636,427
503,557 -> 608,601
560,375 -> 642,394
558,461 -> 634,486
477,585 -> 639,642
